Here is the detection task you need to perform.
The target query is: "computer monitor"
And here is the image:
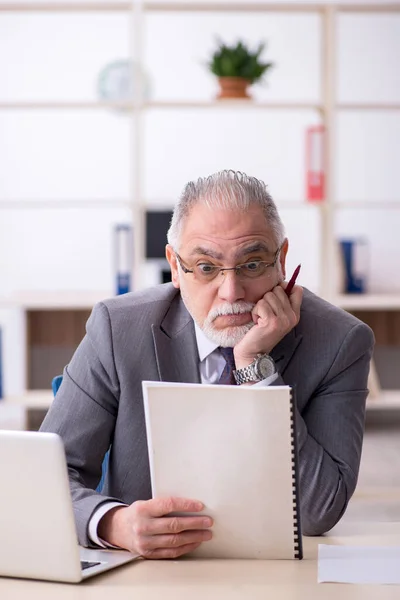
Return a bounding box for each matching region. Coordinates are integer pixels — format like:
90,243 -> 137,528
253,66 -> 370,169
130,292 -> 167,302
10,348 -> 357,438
161,268 -> 172,284
145,210 -> 173,259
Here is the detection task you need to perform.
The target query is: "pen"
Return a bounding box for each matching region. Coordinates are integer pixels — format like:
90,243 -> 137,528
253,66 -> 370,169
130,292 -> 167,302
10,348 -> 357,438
285,264 -> 301,296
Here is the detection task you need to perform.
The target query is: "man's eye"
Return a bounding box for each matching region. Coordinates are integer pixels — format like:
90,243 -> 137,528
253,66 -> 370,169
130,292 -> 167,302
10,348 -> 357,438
244,261 -> 262,272
198,264 -> 217,274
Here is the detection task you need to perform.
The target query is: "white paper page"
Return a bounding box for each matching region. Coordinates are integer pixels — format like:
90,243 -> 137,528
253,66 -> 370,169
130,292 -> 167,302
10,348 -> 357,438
318,544 -> 400,585
142,381 -> 299,560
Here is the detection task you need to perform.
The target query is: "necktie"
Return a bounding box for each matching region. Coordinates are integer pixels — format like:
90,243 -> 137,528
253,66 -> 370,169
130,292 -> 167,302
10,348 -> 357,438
218,347 -> 236,385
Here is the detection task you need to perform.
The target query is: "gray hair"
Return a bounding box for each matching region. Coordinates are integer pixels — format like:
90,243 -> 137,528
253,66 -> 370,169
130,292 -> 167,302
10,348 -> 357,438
167,170 -> 285,250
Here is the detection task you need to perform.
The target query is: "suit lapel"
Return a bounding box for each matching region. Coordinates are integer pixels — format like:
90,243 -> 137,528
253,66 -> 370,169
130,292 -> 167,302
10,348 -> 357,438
270,327 -> 303,376
152,295 -> 201,384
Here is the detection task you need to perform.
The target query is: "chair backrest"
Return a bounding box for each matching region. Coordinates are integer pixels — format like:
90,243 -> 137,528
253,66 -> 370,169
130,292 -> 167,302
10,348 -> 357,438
51,375 -> 63,397
51,375 -> 108,494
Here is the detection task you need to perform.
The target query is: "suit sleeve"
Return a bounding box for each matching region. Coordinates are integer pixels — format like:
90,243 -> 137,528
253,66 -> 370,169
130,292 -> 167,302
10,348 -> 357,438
274,321 -> 374,536
40,302 -> 122,546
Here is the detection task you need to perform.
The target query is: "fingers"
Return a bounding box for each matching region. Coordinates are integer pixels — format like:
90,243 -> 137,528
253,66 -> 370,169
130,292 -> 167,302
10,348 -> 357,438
99,499 -> 213,558
288,285 -> 303,317
142,542 -> 203,560
261,292 -> 284,318
143,514 -> 213,535
142,497 -> 204,518
255,284 -> 302,321
137,529 -> 212,556
253,288 -> 287,324
131,498 -> 213,559
131,500 -> 213,559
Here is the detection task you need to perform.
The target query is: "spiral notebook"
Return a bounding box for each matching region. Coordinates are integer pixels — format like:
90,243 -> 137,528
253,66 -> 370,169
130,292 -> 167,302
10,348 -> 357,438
142,381 -> 302,560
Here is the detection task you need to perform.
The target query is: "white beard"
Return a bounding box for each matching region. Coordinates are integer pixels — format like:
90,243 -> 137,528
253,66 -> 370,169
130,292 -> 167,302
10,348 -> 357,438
200,301 -> 255,347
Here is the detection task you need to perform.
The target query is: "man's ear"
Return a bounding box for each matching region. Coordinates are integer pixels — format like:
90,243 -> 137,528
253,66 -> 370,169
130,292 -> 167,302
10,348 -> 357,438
279,238 -> 289,280
166,244 -> 180,288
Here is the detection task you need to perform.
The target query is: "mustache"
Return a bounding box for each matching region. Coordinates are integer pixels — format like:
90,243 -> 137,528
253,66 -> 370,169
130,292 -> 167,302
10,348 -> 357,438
207,302 -> 255,322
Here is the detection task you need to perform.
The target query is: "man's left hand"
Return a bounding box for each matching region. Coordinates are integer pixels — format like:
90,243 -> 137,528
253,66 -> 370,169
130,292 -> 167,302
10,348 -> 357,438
233,283 -> 303,369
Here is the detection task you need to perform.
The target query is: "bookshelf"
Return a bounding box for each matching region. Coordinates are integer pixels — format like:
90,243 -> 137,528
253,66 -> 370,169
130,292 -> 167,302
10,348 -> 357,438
0,1 -> 399,408
0,291 -> 109,310
335,295 -> 400,312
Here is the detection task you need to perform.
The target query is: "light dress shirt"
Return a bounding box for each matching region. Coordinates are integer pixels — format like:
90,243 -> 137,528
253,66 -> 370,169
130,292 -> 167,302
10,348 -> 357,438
88,323 -> 278,547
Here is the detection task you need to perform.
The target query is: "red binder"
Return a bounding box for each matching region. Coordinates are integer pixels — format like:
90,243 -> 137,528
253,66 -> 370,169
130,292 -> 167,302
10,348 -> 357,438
306,125 -> 325,202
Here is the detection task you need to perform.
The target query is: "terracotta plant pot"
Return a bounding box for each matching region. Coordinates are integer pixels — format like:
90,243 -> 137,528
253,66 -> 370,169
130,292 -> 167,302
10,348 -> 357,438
217,77 -> 251,99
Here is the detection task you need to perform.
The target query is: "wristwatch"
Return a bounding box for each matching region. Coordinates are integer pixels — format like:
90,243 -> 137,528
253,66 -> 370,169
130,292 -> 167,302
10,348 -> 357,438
233,354 -> 276,385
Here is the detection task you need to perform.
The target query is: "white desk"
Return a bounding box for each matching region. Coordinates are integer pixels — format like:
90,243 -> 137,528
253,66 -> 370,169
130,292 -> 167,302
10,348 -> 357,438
1,495 -> 399,600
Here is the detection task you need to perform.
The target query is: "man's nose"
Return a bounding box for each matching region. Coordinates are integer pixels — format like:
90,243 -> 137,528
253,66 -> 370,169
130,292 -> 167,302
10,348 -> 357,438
217,269 -> 246,303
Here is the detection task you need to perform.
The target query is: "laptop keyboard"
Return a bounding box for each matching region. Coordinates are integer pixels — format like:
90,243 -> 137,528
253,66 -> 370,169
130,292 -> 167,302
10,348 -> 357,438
81,560 -> 101,571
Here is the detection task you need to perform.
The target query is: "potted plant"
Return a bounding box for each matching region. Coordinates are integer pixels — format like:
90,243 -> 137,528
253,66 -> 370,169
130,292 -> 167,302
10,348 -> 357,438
208,39 -> 274,100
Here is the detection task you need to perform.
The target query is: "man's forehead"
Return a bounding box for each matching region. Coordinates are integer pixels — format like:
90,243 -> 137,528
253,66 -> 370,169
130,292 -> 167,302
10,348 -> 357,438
182,205 -> 272,233
186,241 -> 275,259
178,204 -> 277,252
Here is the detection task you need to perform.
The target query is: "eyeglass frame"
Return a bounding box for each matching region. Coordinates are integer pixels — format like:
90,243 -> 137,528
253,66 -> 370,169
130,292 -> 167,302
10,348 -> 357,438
174,243 -> 284,282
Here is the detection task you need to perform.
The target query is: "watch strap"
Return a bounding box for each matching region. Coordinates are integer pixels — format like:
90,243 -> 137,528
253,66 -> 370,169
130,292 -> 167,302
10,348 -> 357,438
233,354 -> 275,385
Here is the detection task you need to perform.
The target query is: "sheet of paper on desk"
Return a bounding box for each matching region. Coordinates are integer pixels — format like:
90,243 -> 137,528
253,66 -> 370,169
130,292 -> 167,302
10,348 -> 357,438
318,544 -> 400,585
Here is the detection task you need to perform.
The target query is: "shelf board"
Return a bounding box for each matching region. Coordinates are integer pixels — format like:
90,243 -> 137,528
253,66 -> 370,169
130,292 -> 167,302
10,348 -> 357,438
338,3 -> 400,13
0,101 -> 135,110
145,2 -> 326,12
0,100 -> 323,111
334,294 -> 400,311
3,100 -> 399,113
366,390 -> 400,411
0,2 -> 131,11
335,201 -> 400,209
338,103 -> 400,111
3,198 -> 399,211
0,199 -> 132,210
0,198 -> 321,211
147,99 -> 323,110
0,2 -> 326,13
3,390 -> 53,410
0,290 -> 111,310
0,1 -> 398,13
145,2 -> 400,13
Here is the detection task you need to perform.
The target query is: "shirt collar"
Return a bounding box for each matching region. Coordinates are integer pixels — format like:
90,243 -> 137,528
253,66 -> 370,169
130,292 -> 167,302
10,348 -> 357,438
194,322 -> 219,362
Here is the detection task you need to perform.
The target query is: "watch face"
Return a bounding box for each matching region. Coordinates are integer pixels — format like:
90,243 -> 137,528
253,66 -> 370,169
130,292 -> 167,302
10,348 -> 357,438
257,356 -> 275,379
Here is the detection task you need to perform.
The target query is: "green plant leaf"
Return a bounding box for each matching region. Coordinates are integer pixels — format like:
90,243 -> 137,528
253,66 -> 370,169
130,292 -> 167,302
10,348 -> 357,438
207,38 -> 274,84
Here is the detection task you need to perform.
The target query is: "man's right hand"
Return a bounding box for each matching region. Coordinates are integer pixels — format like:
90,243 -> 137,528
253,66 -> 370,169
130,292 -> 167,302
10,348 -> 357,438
97,497 -> 213,559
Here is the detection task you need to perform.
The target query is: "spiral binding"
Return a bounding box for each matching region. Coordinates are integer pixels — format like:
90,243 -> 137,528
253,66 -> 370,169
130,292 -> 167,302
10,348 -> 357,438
289,388 -> 303,560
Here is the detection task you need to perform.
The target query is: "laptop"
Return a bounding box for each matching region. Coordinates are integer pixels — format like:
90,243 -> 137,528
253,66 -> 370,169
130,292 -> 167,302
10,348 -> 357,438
0,430 -> 138,583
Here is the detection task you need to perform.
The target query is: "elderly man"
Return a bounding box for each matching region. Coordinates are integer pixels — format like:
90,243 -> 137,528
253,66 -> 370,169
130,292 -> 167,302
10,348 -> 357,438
41,170 -> 374,559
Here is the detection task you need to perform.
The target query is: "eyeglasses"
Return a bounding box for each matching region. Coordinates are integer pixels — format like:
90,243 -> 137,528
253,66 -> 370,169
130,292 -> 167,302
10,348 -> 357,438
175,244 -> 283,283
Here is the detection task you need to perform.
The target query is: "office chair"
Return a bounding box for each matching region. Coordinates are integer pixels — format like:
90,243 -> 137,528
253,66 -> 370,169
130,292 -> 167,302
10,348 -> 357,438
51,376 -> 109,494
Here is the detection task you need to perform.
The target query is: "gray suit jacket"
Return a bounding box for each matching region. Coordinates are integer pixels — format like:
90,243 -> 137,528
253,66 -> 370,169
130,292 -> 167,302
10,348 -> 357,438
41,284 -> 374,545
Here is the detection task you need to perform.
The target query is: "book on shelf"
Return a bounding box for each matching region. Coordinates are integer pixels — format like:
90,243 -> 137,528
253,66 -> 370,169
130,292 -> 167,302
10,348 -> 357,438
114,224 -> 133,296
367,359 -> 381,401
339,238 -> 369,294
305,125 -> 325,203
